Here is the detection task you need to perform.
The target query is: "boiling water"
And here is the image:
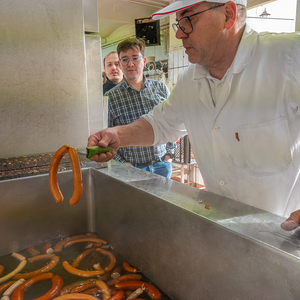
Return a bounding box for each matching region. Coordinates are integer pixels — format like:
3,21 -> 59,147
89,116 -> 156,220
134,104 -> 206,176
0,233 -> 172,299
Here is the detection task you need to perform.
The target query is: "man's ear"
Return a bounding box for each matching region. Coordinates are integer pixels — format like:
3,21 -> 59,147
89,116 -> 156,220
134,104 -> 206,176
224,1 -> 237,30
143,56 -> 147,66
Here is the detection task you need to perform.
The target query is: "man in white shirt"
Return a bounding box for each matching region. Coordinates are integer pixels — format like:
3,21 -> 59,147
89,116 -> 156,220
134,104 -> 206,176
88,0 -> 300,230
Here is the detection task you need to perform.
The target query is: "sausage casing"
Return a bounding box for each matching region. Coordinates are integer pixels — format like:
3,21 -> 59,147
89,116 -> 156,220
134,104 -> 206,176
95,248 -> 116,272
122,262 -> 137,273
12,255 -> 59,280
11,273 -> 54,300
52,293 -> 99,300
115,280 -> 162,300
67,146 -> 83,206
35,275 -> 63,300
62,261 -> 105,277
107,274 -> 142,286
107,290 -> 125,300
49,145 -> 69,203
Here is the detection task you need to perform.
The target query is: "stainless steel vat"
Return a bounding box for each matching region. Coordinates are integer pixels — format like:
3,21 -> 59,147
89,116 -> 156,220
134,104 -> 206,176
1,161 -> 300,299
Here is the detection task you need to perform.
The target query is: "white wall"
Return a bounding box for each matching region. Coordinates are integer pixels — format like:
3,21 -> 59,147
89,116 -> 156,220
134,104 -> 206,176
0,0 -> 103,158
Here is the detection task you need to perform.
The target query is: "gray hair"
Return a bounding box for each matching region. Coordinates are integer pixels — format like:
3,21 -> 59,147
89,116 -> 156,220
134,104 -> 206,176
207,2 -> 247,27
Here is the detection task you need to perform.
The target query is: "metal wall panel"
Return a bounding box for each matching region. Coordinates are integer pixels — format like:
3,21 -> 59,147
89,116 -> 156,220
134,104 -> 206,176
1,163 -> 300,299
85,35 -> 103,135
0,0 -> 97,158
94,162 -> 300,300
84,0 -> 99,33
0,169 -> 94,256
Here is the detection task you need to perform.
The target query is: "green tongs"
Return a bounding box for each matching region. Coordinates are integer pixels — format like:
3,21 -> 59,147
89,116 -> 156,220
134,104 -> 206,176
86,146 -> 115,159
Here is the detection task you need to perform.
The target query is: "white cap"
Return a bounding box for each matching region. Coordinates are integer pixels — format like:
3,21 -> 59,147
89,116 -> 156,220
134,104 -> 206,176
152,0 -> 247,20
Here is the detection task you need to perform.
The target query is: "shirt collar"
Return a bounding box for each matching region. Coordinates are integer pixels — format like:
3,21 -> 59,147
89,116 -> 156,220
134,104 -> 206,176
192,24 -> 258,80
231,24 -> 258,74
121,76 -> 149,90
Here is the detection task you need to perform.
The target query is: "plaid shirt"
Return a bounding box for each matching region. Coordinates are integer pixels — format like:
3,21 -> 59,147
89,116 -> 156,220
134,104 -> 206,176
105,77 -> 176,165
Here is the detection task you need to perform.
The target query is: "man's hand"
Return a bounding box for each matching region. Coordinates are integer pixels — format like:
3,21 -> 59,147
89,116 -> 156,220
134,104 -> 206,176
87,119 -> 154,162
164,155 -> 173,163
87,128 -> 121,162
281,209 -> 300,231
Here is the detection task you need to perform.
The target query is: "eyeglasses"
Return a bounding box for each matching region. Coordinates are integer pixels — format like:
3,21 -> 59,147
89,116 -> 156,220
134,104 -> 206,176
172,4 -> 225,34
119,56 -> 143,66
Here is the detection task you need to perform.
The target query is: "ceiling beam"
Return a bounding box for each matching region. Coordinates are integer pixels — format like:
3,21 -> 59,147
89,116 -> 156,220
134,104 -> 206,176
125,0 -> 165,8
247,0 -> 276,9
124,0 -> 169,8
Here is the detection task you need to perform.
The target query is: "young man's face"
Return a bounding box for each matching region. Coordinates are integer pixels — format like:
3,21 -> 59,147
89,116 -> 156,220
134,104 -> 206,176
104,53 -> 123,84
119,47 -> 146,84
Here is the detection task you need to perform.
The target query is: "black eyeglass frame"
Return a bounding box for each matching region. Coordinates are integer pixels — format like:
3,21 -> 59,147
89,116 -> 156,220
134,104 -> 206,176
172,4 -> 225,34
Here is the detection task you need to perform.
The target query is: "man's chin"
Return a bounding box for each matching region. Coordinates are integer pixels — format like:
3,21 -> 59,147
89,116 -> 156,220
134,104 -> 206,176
186,55 -> 201,65
108,77 -> 121,83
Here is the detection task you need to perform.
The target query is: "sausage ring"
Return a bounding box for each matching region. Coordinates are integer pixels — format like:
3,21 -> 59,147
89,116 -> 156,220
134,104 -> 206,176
115,280 -> 162,300
35,275 -> 64,300
60,279 -> 96,295
72,248 -> 95,268
67,147 -> 83,206
49,145 -> 69,203
63,237 -> 107,248
0,266 -> 4,277
28,254 -> 55,263
107,290 -> 125,300
107,274 -> 143,286
70,280 -> 97,294
28,247 -> 40,257
0,257 -> 27,284
94,280 -> 111,300
49,145 -> 83,206
122,262 -> 138,273
11,273 -> 55,300
0,281 -> 15,294
12,255 -> 60,280
52,293 -> 99,300
53,233 -> 97,253
62,261 -> 105,277
81,287 -> 102,297
95,248 -> 116,272
3,279 -> 25,297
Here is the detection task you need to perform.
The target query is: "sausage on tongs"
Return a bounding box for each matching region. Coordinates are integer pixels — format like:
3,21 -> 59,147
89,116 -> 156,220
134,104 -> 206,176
49,145 -> 83,206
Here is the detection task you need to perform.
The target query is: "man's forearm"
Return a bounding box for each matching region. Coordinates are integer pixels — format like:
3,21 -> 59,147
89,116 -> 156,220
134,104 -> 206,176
117,118 -> 154,147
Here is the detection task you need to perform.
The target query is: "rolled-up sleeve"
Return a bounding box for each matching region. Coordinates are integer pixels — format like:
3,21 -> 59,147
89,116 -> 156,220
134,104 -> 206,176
142,91 -> 187,146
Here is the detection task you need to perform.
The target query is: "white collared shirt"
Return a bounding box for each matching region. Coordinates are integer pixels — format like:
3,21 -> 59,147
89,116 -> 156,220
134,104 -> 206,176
143,24 -> 300,217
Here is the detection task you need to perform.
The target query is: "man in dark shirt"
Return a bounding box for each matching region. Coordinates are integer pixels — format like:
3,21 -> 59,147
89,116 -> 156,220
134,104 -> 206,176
103,51 -> 123,94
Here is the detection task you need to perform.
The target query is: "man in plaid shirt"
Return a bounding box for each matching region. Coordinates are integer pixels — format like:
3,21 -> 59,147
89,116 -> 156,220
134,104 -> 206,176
104,37 -> 176,178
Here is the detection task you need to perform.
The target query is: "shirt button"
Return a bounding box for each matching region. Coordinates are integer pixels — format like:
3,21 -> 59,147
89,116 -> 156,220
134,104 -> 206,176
213,125 -> 219,131
220,180 -> 225,186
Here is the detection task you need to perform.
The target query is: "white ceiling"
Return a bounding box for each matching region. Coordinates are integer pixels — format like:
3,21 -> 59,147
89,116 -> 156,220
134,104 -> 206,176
97,0 -> 172,38
97,0 -> 272,39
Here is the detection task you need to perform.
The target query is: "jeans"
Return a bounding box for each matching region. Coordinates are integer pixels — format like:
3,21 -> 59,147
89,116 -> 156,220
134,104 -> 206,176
136,160 -> 172,178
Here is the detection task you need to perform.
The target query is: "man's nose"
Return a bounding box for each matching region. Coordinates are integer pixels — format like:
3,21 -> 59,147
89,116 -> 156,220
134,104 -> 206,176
176,27 -> 188,39
127,59 -> 135,66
